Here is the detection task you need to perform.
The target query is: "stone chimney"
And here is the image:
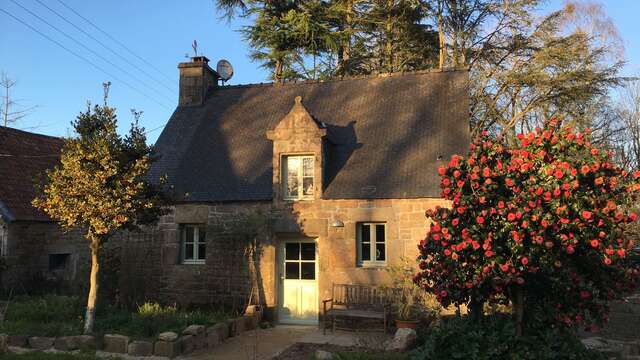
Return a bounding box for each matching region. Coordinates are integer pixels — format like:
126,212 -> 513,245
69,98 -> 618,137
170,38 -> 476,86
178,56 -> 219,107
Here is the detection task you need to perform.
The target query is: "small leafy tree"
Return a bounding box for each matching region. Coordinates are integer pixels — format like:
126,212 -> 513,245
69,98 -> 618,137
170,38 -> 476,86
415,118 -> 640,335
33,90 -> 166,333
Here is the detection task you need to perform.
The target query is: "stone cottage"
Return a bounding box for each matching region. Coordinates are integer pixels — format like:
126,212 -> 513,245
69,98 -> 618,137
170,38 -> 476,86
118,56 -> 470,324
0,127 -> 86,291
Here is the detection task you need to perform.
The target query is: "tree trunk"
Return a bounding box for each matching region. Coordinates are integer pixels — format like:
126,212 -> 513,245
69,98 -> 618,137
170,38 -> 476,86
84,241 -> 100,334
512,286 -> 524,337
469,293 -> 483,322
274,58 -> 284,83
338,0 -> 353,76
437,1 -> 445,70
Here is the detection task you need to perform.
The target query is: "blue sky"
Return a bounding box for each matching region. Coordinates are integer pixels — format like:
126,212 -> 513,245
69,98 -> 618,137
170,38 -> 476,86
1,0 -> 639,143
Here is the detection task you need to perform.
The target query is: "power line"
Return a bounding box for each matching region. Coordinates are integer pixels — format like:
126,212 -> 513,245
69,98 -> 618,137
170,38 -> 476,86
9,0 -> 175,105
32,0 -> 176,93
0,7 -> 173,111
55,0 -> 178,86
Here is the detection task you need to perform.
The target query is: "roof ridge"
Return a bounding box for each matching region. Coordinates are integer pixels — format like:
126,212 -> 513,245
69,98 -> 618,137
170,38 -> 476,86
218,66 -> 469,90
0,126 -> 64,141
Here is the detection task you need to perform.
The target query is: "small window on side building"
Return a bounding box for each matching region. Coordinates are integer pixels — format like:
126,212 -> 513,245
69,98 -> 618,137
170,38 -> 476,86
180,224 -> 206,265
49,253 -> 70,271
356,222 -> 386,267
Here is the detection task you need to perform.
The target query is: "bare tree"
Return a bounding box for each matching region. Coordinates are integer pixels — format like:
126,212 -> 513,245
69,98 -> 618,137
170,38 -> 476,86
611,78 -> 640,170
1,72 -> 37,128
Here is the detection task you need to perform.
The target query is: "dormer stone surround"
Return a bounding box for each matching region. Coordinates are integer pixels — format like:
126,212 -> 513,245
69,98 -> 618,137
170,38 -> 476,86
267,96 -> 327,204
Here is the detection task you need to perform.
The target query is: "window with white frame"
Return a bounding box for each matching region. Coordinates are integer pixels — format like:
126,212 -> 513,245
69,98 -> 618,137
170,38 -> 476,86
180,224 -> 206,264
282,155 -> 314,200
0,225 -> 7,257
357,222 -> 386,266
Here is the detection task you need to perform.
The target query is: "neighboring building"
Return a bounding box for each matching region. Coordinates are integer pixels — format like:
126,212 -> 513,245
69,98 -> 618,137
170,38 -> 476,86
118,56 -> 470,323
0,127 -> 86,291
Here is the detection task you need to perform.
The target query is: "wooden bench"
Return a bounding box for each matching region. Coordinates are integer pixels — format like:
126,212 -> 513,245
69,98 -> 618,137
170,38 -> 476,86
322,283 -> 390,334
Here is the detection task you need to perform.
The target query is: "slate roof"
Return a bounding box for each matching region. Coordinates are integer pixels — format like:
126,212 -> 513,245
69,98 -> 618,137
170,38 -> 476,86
0,127 -> 63,222
150,69 -> 470,201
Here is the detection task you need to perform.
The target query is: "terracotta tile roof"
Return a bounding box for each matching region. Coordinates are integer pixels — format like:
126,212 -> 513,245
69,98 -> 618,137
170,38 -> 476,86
0,127 -> 63,222
150,69 -> 470,201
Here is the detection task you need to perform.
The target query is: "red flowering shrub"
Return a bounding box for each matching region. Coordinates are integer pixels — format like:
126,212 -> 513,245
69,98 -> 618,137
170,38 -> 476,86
415,119 -> 640,331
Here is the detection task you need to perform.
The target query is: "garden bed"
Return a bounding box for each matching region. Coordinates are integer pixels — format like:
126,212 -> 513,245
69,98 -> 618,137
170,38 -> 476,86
0,295 -> 227,339
0,296 -> 264,358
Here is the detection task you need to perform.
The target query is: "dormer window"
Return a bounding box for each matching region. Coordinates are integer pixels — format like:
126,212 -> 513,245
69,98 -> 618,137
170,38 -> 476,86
283,155 -> 314,200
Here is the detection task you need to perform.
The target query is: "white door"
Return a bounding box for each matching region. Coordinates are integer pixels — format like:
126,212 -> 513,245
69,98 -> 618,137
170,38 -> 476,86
279,241 -> 318,325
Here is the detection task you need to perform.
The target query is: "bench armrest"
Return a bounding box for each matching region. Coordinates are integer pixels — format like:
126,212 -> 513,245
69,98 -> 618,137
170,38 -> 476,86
323,298 -> 333,314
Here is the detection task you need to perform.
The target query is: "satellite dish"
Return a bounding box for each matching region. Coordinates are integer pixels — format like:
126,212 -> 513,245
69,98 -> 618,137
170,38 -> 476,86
216,59 -> 234,82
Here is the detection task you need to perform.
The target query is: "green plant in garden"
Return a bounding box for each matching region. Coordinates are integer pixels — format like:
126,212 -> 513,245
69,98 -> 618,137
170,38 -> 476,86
415,118 -> 640,335
383,260 -> 441,322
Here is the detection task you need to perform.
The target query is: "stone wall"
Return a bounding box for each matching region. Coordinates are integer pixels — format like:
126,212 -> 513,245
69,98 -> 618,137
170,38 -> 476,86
117,197 -> 446,318
1,221 -> 87,293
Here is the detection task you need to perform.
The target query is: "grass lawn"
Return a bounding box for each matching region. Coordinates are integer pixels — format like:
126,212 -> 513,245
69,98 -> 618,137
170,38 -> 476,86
0,295 -> 228,339
1,353 -> 120,360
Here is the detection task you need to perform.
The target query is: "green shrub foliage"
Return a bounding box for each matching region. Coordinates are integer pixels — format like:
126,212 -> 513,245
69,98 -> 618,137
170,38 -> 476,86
411,316 -> 605,360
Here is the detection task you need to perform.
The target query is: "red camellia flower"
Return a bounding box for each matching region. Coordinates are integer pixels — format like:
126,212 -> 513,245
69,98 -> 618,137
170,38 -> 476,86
590,239 -> 600,248
580,165 -> 590,175
476,216 -> 485,224
555,169 -> 564,179
582,211 -> 593,220
521,257 -> 529,266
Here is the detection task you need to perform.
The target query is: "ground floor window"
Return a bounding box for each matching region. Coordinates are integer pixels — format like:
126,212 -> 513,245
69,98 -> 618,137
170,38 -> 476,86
356,222 -> 386,267
180,224 -> 206,264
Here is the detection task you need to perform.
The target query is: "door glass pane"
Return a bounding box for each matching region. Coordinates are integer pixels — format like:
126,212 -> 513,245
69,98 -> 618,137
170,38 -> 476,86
198,244 -> 206,260
376,244 -> 385,261
285,262 -> 300,279
361,243 -> 371,261
361,224 -> 370,243
303,157 -> 314,176
301,262 -> 315,279
301,243 -> 315,260
375,224 -> 385,243
302,177 -> 314,196
285,243 -> 300,260
185,244 -> 194,260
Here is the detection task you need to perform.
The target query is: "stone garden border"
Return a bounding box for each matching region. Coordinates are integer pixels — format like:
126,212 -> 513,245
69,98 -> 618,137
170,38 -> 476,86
0,305 -> 263,358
